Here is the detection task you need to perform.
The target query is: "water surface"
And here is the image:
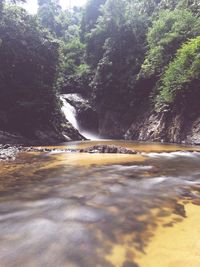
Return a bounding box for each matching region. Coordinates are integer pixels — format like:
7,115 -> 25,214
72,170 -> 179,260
1,141 -> 200,267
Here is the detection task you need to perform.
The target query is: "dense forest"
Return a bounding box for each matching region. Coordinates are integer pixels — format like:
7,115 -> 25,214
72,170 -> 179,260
0,0 -> 199,144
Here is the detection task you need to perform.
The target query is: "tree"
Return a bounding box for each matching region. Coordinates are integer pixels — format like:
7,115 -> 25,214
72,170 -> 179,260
0,5 -> 62,137
90,0 -> 148,111
139,9 -> 200,79
81,0 -> 106,37
37,0 -> 61,35
156,36 -> 200,104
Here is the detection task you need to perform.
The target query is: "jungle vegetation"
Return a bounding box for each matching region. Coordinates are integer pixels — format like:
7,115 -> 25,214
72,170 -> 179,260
0,0 -> 199,138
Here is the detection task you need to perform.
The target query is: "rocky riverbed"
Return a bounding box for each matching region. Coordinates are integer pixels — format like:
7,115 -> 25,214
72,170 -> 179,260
0,144 -> 21,161
1,140 -> 200,267
1,142 -> 200,162
0,144 -> 138,161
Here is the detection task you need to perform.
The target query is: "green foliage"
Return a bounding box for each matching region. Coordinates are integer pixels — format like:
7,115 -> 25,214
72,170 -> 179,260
36,0 -> 88,94
81,0 -> 106,35
0,5 -> 62,136
133,0 -> 199,17
156,36 -> 200,104
177,0 -> 200,16
57,37 -> 89,91
80,0 -> 200,117
37,0 -> 82,39
37,0 -> 62,35
1,0 -> 200,140
140,9 -> 200,78
88,0 -> 148,110
82,0 -> 107,67
60,38 -> 85,75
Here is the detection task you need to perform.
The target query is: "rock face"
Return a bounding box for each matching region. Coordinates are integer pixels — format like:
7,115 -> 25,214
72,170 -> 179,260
186,118 -> 200,145
61,122 -> 86,142
98,111 -> 129,139
77,107 -> 98,135
0,126 -> 84,146
93,77 -> 200,145
33,129 -> 66,144
0,131 -> 27,145
125,94 -> 200,145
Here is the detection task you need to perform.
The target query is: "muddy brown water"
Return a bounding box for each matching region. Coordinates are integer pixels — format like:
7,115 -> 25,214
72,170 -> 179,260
1,140 -> 200,267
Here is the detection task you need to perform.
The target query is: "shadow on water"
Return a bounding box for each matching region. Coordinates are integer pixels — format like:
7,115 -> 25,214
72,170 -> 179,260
0,141 -> 200,267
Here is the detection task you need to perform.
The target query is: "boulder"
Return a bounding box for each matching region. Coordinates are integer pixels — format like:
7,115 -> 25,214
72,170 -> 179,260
79,145 -> 137,154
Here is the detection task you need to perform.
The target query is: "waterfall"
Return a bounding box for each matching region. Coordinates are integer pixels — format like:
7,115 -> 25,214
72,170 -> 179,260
60,95 -> 78,129
60,94 -> 99,140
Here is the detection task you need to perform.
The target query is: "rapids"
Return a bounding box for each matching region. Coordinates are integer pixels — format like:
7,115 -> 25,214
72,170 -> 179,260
1,140 -> 200,267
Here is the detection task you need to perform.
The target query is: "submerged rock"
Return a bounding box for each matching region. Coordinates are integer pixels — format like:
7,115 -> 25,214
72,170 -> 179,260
79,145 -> 137,154
18,145 -> 137,154
0,144 -> 138,161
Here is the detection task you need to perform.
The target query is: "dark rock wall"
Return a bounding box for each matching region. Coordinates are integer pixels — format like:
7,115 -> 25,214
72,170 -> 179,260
125,90 -> 200,145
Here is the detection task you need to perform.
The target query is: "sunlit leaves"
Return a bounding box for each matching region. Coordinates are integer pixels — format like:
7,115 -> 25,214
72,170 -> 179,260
157,36 -> 200,104
140,9 -> 200,78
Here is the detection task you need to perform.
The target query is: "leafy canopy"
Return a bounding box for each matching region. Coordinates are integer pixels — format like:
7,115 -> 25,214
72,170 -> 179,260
140,9 -> 200,78
157,36 -> 200,104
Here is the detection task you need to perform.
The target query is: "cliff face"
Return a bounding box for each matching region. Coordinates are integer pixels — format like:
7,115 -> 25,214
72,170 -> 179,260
98,110 -> 129,139
125,88 -> 200,145
125,110 -> 200,145
97,109 -> 200,145
96,84 -> 200,145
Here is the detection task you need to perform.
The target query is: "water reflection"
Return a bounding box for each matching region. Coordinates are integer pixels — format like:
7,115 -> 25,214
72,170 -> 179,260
0,142 -> 200,267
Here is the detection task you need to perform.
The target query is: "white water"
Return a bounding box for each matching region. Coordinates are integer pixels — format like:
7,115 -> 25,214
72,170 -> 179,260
79,130 -> 99,140
60,94 -> 99,140
60,95 -> 78,129
143,151 -> 200,158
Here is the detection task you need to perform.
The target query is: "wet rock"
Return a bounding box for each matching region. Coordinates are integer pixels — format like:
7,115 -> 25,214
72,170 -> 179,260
0,145 -> 19,161
76,104 -> 99,135
125,88 -> 200,145
79,145 -> 137,154
174,203 -> 186,217
186,118 -> 200,145
99,110 -> 129,139
34,129 -> 65,144
61,122 -> 86,141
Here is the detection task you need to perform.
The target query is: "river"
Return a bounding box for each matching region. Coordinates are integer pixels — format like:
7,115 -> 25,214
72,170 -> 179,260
1,140 -> 200,267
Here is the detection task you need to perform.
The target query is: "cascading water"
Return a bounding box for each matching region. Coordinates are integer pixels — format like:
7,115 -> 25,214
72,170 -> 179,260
60,94 -> 99,140
60,95 -> 78,129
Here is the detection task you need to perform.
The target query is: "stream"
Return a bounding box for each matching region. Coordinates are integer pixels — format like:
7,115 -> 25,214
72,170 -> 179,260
1,140 -> 200,267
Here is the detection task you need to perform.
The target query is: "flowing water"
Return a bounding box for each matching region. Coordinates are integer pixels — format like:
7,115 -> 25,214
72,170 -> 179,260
60,94 -> 98,140
60,95 -> 79,130
1,140 -> 200,267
